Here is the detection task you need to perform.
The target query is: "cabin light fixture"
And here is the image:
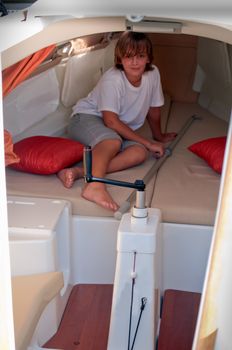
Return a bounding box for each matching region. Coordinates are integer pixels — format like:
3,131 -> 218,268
126,15 -> 144,23
126,17 -> 182,33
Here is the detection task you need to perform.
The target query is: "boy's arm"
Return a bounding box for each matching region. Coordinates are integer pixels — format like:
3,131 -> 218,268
147,106 -> 177,142
102,110 -> 164,156
146,106 -> 163,141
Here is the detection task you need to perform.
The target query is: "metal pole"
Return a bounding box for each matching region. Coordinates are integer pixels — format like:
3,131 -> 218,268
114,114 -> 201,220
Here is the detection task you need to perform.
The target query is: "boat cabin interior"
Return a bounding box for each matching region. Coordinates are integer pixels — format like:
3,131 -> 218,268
1,12 -> 232,350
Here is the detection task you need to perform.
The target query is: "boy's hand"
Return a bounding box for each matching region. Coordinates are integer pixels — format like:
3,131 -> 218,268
147,141 -> 164,158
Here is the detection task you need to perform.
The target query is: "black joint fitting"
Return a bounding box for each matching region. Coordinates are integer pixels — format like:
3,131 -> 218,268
134,180 -> 145,191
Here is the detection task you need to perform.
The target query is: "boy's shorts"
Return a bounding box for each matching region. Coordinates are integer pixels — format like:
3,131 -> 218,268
68,113 -> 145,150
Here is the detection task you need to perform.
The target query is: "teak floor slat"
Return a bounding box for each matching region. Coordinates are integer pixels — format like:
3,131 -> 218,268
43,284 -> 113,350
43,286 -> 200,350
157,289 -> 201,350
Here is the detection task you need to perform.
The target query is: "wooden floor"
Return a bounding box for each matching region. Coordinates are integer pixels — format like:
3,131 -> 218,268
157,289 -> 201,350
43,284 -> 113,350
43,285 -> 200,350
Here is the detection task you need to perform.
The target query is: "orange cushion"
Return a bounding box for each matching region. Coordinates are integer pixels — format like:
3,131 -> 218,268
4,129 -> 20,167
188,136 -> 226,174
10,136 -> 84,175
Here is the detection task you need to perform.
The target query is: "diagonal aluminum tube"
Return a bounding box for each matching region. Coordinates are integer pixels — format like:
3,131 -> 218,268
114,114 -> 202,220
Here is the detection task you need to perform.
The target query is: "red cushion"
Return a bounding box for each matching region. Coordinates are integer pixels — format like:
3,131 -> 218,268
10,136 -> 84,175
188,136 -> 226,174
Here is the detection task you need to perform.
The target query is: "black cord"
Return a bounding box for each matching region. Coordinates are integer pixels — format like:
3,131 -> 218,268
130,297 -> 147,350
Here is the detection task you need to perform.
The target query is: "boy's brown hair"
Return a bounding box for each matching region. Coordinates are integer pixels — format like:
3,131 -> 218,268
114,31 -> 154,71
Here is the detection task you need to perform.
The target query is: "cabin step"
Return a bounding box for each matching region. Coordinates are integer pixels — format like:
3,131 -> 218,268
157,289 -> 201,350
43,284 -> 113,350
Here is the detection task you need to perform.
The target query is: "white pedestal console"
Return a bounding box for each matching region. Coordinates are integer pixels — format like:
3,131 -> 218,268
107,208 -> 162,350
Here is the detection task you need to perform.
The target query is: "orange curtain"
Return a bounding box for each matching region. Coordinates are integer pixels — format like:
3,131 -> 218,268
2,44 -> 56,98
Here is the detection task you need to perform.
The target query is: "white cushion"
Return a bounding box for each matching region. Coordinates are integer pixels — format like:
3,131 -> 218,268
12,272 -> 63,350
61,49 -> 105,108
4,68 -> 59,137
151,102 -> 228,225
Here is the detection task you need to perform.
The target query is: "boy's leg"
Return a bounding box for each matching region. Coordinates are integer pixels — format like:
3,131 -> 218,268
82,138 -> 121,211
107,143 -> 148,173
57,143 -> 148,189
82,142 -> 148,210
57,167 -> 83,189
57,113 -> 122,189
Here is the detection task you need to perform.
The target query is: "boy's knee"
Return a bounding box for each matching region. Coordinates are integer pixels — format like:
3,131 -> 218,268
98,138 -> 122,151
110,138 -> 122,151
139,146 -> 149,162
133,145 -> 149,163
113,138 -> 122,147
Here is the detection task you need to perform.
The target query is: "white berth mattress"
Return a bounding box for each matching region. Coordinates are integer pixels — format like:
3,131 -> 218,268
6,155 -> 157,218
6,102 -> 228,225
151,102 -> 228,226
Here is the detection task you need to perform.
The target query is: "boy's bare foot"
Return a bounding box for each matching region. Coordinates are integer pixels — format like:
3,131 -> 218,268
57,167 -> 83,188
82,182 -> 119,211
161,132 -> 177,142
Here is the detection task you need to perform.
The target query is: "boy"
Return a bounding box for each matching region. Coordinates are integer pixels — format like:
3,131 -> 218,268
58,31 -> 176,211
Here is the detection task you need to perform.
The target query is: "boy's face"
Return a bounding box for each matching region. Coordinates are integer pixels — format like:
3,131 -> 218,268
121,52 -> 149,80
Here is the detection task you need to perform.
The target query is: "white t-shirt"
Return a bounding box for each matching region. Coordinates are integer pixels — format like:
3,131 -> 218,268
72,66 -> 164,130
